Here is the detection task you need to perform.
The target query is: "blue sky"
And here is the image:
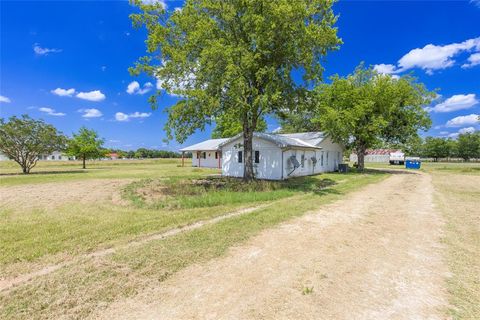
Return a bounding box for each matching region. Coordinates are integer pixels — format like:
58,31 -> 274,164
1,0 -> 479,151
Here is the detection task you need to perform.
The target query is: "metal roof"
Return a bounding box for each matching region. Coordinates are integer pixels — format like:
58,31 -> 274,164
278,132 -> 326,146
218,132 -> 321,150
180,138 -> 229,152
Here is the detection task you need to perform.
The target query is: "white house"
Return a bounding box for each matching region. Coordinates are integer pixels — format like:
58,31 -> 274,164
180,138 -> 229,168
38,151 -> 75,161
181,132 -> 344,180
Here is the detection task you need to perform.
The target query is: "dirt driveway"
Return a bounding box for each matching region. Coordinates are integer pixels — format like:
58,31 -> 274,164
94,171 -> 449,320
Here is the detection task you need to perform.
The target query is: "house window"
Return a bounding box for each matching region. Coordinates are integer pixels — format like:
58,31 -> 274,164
254,151 -> 260,164
215,152 -> 218,159
202,152 -> 206,159
58,156 -> 62,160
238,151 -> 243,163
321,152 -> 324,166
301,154 -> 305,168
326,152 -> 329,165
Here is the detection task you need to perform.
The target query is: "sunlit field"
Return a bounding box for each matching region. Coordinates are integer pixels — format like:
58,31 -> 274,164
0,158 -> 388,319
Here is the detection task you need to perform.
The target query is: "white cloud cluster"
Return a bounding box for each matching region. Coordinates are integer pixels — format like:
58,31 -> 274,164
115,111 -> 151,122
446,114 -> 479,127
428,94 -> 478,113
39,107 -> 65,116
51,88 -> 106,101
51,88 -> 75,97
76,90 -> 106,102
78,108 -> 103,118
462,52 -> 480,68
141,0 -> 166,8
0,95 -> 11,103
374,37 -> 480,75
126,81 -> 153,95
33,43 -> 62,56
459,126 -> 476,134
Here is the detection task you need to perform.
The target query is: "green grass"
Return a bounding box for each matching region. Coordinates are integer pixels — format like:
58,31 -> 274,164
0,159 -> 386,319
0,159 -> 210,186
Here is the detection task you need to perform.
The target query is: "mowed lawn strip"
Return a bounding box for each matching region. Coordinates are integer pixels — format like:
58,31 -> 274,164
0,170 -> 387,320
429,165 -> 480,319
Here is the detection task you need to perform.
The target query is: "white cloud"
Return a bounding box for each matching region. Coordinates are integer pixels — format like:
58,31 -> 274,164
446,114 -> 479,127
115,112 -> 129,122
141,0 -> 166,8
76,90 -> 106,102
115,111 -> 151,122
459,127 -> 476,134
126,81 -> 153,95
448,132 -> 459,138
429,94 -> 479,113
373,64 -> 400,74
78,108 -> 103,118
33,43 -> 62,55
0,95 -> 11,103
39,107 -> 65,116
51,88 -> 75,97
375,37 -> 480,75
471,0 -> 480,8
462,52 -> 480,68
101,66 -> 107,71
398,38 -> 480,74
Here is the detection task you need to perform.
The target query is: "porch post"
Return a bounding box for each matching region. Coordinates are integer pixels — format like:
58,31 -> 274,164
218,151 -> 221,169
181,151 -> 185,167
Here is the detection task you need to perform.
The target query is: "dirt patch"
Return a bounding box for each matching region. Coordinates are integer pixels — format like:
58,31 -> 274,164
0,179 -> 131,210
94,172 -> 450,320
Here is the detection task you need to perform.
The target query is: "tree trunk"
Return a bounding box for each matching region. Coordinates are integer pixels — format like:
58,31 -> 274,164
22,166 -> 28,174
243,128 -> 254,181
82,155 -> 86,169
356,144 -> 367,171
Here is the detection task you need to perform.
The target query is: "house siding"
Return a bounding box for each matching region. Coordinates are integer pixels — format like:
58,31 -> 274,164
192,150 -> 222,168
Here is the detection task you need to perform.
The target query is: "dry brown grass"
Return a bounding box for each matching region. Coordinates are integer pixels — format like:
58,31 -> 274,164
432,172 -> 480,319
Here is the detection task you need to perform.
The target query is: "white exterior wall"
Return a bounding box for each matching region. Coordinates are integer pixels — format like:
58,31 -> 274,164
39,151 -> 73,161
192,150 -> 222,168
222,137 -> 283,180
317,136 -> 343,172
349,154 -> 390,163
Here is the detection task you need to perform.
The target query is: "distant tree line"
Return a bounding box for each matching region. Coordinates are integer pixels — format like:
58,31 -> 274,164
0,115 -> 181,174
108,148 -> 181,159
381,132 -> 480,162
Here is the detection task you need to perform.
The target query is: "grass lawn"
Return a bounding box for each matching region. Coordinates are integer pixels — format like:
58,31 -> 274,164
0,159 -> 387,319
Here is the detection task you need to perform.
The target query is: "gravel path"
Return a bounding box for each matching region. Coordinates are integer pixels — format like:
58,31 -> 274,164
94,172 -> 449,320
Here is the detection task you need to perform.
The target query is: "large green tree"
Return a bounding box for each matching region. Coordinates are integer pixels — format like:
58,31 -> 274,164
0,115 -> 67,173
457,132 -> 480,161
306,65 -> 433,170
423,137 -> 455,161
130,0 -> 341,180
67,127 -> 105,169
211,113 -> 267,139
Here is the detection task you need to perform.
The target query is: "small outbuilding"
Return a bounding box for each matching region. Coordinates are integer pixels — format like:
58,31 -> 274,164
180,138 -> 229,168
349,149 -> 403,164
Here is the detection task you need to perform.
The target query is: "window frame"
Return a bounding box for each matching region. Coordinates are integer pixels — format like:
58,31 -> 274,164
254,150 -> 260,164
238,151 -> 243,163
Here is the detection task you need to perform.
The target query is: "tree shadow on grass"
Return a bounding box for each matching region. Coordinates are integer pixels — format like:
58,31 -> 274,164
0,170 -> 87,176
